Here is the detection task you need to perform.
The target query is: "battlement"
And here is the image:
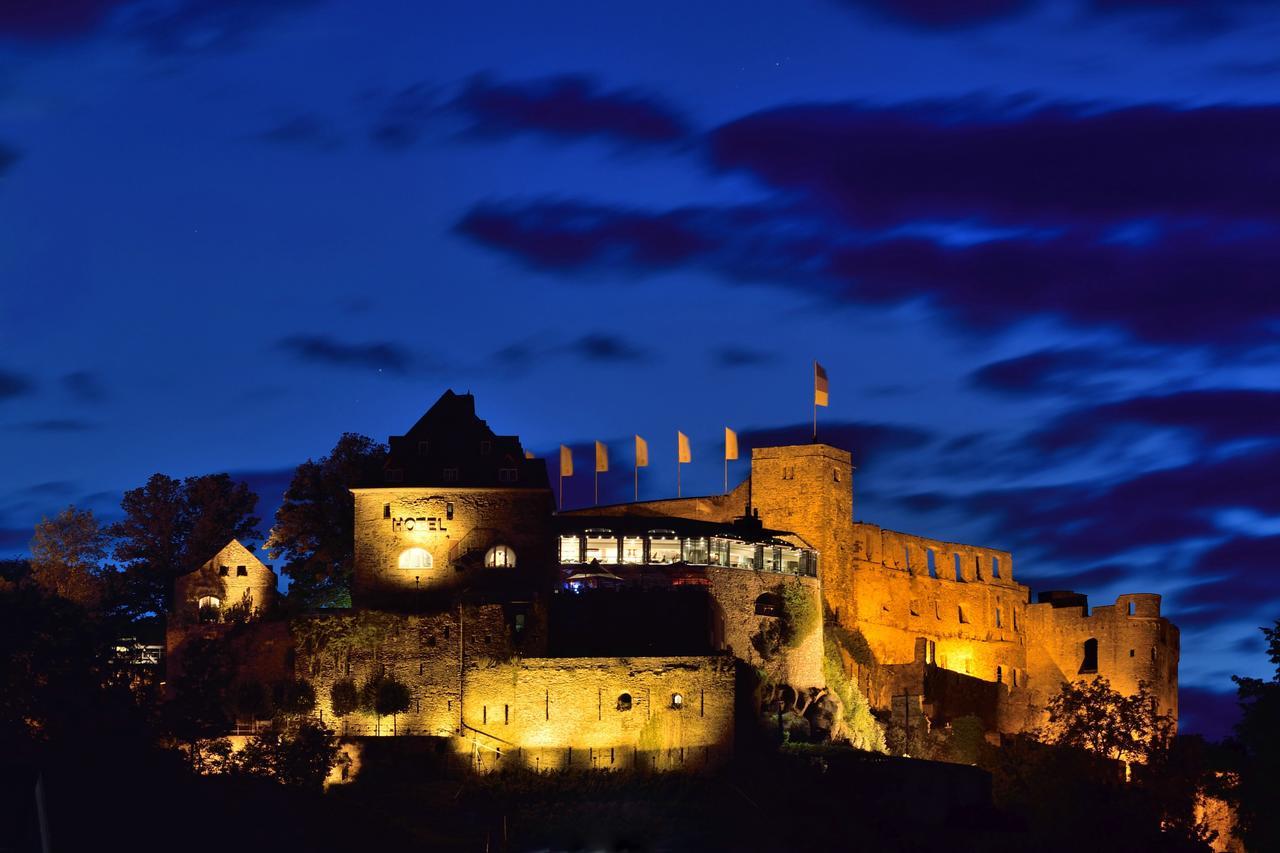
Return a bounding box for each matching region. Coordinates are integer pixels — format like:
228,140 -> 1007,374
851,523 -> 1017,588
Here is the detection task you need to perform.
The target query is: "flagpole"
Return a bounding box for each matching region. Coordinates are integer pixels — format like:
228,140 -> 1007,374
677,459 -> 682,498
723,456 -> 727,495
594,469 -> 598,506
559,471 -> 563,509
634,465 -> 638,502
813,360 -> 818,443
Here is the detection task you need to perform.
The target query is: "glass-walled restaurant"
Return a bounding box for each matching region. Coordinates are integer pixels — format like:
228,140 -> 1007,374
556,516 -> 818,580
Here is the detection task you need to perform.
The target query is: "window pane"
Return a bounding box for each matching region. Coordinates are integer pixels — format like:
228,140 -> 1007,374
728,541 -> 758,569
709,538 -> 730,566
778,547 -> 802,573
620,537 -> 644,564
682,537 -> 708,564
559,536 -> 582,563
648,537 -> 680,564
585,534 -> 618,563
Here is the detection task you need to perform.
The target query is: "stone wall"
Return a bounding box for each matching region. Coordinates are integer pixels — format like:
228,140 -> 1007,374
296,609 -> 735,772
1024,593 -> 1180,723
175,539 -> 278,620
705,566 -> 824,688
351,486 -> 556,606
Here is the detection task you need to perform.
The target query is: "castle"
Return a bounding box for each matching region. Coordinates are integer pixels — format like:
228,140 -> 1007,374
167,390 -> 1180,773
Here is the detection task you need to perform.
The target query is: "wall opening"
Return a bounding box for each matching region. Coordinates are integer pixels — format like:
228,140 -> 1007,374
958,605 -> 969,624
926,549 -> 937,579
996,665 -> 1003,683
996,607 -> 1003,628
754,592 -> 783,617
617,693 -> 632,712
992,556 -> 1001,578
671,693 -> 684,710
1080,638 -> 1099,674
1128,601 -> 1135,615
954,553 -> 963,582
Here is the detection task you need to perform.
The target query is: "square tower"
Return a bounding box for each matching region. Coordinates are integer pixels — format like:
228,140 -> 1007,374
748,444 -> 854,579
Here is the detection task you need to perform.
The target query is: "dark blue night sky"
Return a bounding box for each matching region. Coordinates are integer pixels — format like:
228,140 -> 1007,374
2,0 -> 1277,737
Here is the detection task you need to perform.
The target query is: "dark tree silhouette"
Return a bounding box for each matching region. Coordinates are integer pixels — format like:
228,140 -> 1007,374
266,433 -> 387,608
111,473 -> 260,616
1229,618 -> 1280,851
29,505 -> 109,608
232,716 -> 340,792
1040,676 -> 1172,765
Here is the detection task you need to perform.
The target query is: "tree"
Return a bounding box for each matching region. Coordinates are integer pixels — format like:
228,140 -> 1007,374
111,473 -> 260,616
163,635 -> 236,770
232,716 -> 340,792
1229,618 -> 1280,851
265,433 -> 387,608
29,506 -> 109,608
358,672 -> 412,735
1040,676 -> 1172,765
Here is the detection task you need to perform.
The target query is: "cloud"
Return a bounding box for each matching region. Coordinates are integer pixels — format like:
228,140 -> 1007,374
125,0 -> 323,55
1177,535 -> 1280,628
453,74 -> 689,146
965,444 -> 1280,561
256,114 -> 342,150
368,83 -> 441,150
61,370 -> 107,403
708,100 -> 1280,228
835,0 -> 1030,30
1032,389 -> 1280,452
713,347 -> 777,368
739,420 -> 933,470
566,334 -> 650,364
0,368 -> 35,401
455,197 -> 1280,347
968,347 -> 1126,395
0,0 -> 322,53
277,335 -> 411,373
0,0 -> 127,40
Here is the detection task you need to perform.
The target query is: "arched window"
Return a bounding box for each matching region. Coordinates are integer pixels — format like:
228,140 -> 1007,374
399,547 -> 433,569
996,665 -> 1003,683
197,595 -> 221,623
754,592 -> 782,617
485,545 -> 516,568
617,693 -> 633,712
671,693 -> 684,710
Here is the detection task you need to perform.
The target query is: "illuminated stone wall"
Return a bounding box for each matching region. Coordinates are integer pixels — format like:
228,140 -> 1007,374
350,486 -> 555,605
174,538 -> 278,619
705,566 -> 824,687
298,610 -> 733,771
1024,593 -> 1180,723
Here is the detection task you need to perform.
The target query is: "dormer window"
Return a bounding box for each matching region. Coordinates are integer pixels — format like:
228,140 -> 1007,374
443,468 -> 459,482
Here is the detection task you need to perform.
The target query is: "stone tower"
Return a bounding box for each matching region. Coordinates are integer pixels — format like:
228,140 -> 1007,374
747,443 -> 855,583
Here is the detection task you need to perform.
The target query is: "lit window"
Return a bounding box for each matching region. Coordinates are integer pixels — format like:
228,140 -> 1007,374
728,541 -> 758,569
620,537 -> 644,564
648,534 -> 680,564
399,548 -> 433,569
683,538 -> 709,564
198,596 -> 221,622
778,547 -> 801,573
559,535 -> 582,563
198,595 -> 221,609
584,531 -> 618,563
671,693 -> 684,710
484,545 -> 516,568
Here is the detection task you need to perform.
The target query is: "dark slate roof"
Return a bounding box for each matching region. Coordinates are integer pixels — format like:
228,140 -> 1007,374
380,390 -> 550,489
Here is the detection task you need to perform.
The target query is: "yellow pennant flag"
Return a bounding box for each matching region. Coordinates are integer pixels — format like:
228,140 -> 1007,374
595,440 -> 609,473
725,427 -> 738,461
635,435 -> 649,468
677,431 -> 692,463
559,444 -> 573,477
814,361 -> 830,407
